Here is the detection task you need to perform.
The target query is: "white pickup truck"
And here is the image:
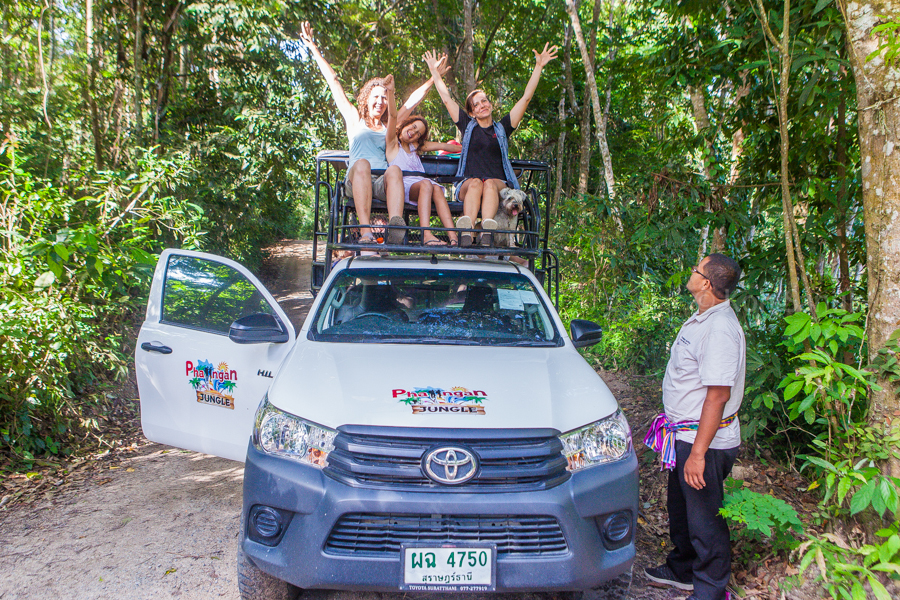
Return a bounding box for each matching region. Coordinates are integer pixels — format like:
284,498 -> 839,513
135,153 -> 638,600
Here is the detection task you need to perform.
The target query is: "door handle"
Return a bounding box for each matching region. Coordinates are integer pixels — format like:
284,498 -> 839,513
141,342 -> 173,354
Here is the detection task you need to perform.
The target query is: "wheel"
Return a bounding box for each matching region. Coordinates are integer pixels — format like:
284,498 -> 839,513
237,541 -> 301,600
569,566 -> 632,600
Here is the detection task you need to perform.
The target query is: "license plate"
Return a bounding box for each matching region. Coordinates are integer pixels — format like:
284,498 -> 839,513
400,545 -> 496,592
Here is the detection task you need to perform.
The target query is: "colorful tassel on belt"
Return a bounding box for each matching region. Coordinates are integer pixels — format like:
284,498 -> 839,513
643,412 -> 737,470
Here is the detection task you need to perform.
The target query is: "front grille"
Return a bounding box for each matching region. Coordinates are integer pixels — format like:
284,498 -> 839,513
324,426 -> 570,492
324,513 -> 568,557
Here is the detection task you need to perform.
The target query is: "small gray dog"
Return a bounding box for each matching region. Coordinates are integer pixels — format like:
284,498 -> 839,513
492,187 -> 526,248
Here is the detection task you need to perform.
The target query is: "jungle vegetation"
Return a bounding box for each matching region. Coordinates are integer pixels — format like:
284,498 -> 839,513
2,0 -> 900,595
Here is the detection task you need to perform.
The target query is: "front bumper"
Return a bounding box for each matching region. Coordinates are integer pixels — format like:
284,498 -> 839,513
240,441 -> 638,592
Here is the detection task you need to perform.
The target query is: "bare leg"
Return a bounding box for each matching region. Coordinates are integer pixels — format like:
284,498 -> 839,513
459,177 -> 483,223
410,180 -> 441,245
384,165 -> 405,219
432,186 -> 457,245
481,178 -> 506,221
347,159 -> 373,235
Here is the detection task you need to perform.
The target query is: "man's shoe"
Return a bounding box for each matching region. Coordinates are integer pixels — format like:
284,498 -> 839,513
644,564 -> 693,590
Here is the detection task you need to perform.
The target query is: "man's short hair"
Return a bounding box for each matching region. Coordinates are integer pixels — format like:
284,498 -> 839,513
704,254 -> 741,299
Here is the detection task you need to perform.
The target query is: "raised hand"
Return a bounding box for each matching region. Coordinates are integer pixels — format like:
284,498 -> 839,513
299,21 -> 317,48
383,74 -> 395,94
423,50 -> 442,72
434,53 -> 451,78
533,43 -> 559,68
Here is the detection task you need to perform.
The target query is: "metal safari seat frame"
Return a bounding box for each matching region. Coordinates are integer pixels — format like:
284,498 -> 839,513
311,150 -> 559,307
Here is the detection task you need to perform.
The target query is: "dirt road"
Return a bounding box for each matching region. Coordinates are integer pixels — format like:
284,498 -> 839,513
0,241 -> 675,600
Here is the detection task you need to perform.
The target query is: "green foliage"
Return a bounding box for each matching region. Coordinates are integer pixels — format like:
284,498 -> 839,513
721,483 -> 804,553
0,141 -> 201,462
802,421 -> 900,520
777,305 -> 900,522
795,523 -> 900,600
867,19 -> 900,66
780,304 -> 870,427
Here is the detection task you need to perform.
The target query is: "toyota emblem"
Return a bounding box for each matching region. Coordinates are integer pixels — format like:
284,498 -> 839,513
423,447 -> 478,485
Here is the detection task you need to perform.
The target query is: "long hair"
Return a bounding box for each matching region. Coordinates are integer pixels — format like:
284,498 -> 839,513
396,116 -> 430,153
356,78 -> 388,125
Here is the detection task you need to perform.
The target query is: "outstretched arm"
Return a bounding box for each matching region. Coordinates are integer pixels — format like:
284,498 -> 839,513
424,50 -> 461,123
384,75 -> 399,162
419,141 -> 462,153
299,22 -> 358,126
398,54 -> 450,123
509,42 -> 559,128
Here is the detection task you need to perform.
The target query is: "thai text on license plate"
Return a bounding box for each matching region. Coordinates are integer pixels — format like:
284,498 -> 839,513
401,545 -> 496,591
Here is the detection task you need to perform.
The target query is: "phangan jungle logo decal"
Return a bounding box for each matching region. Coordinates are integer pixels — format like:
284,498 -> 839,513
186,360 -> 237,410
393,386 -> 488,415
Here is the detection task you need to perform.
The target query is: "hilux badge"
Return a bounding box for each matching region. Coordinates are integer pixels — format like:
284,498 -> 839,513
423,447 -> 478,484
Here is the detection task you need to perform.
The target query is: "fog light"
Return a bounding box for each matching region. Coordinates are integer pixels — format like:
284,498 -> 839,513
598,511 -> 632,549
248,505 -> 292,546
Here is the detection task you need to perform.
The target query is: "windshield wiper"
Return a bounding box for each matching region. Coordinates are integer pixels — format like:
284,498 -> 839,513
380,337 -> 482,345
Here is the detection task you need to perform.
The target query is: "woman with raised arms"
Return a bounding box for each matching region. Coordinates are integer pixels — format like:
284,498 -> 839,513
424,44 -> 558,246
383,79 -> 462,247
299,22 -> 448,245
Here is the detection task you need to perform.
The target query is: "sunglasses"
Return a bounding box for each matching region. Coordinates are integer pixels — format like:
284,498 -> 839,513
691,266 -> 710,281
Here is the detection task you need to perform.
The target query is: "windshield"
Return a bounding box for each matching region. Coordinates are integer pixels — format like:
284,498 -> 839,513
310,268 -> 561,347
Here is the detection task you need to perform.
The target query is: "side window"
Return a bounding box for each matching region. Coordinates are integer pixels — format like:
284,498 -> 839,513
162,255 -> 275,334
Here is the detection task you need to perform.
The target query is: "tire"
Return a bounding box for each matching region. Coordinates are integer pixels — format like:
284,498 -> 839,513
569,566 -> 633,600
237,541 -> 301,600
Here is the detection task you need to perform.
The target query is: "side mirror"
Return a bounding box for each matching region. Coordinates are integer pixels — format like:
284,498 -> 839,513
570,319 -> 603,349
229,313 -> 290,344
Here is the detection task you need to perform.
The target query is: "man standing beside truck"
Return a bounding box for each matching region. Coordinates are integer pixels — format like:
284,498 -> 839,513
643,253 -> 745,600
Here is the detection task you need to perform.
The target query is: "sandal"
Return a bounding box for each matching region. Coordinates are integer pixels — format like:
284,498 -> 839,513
424,238 -> 448,246
358,233 -> 377,244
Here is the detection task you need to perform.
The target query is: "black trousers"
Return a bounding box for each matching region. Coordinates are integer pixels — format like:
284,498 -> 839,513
666,440 -> 739,600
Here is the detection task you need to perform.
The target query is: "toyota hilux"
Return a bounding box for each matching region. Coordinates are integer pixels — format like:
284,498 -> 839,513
136,249 -> 638,600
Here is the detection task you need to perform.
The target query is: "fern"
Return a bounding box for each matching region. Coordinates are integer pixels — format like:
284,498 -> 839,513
721,488 -> 804,551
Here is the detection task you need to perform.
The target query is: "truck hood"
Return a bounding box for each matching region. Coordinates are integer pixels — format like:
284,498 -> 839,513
267,341 -> 618,433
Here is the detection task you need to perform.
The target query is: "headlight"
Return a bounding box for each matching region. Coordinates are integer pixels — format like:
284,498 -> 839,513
254,397 -> 336,468
559,409 -> 632,472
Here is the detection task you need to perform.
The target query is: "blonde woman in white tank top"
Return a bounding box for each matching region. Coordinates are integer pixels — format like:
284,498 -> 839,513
300,22 -> 448,244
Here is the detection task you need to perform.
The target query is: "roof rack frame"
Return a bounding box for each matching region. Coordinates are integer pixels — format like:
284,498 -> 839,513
311,151 -> 559,307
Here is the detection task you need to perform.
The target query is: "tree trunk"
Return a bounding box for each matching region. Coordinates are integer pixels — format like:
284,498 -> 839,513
756,0 -> 803,313
563,21 -> 578,114
553,96 -> 567,214
576,0 -> 599,196
689,84 -> 715,262
567,0 -> 617,209
834,79 -> 852,314
845,1 -> 900,473
134,0 -> 144,143
85,0 -> 103,167
154,1 -> 181,144
37,1 -> 52,132
725,74 -> 750,252
462,0 -> 475,93
596,0 -> 618,202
